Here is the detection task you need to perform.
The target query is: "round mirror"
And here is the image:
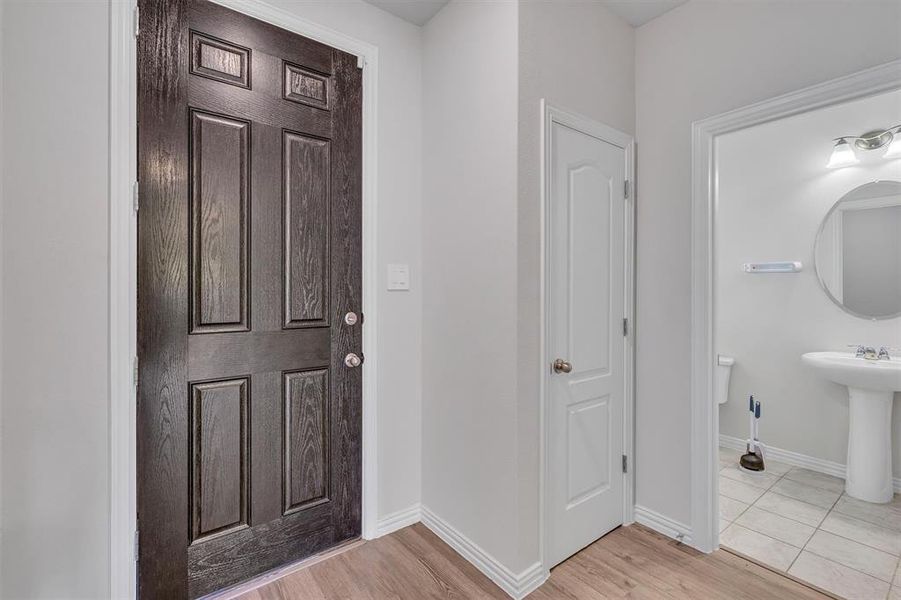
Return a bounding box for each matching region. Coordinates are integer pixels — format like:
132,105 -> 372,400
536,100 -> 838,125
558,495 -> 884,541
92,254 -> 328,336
815,180 -> 901,320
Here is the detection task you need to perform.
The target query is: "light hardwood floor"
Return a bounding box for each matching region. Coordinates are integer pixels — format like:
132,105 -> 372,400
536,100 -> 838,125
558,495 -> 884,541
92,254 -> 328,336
234,523 -> 830,599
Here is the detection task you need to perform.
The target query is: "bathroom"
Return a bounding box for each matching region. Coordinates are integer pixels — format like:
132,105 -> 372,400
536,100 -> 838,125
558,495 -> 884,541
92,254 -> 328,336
715,86 -> 901,598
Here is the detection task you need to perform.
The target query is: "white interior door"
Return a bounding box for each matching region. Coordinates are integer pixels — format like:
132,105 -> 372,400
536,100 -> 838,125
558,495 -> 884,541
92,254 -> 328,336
546,111 -> 627,568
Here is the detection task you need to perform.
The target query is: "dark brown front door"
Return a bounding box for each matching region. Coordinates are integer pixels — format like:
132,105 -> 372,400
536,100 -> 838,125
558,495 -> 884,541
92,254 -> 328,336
136,1 -> 362,596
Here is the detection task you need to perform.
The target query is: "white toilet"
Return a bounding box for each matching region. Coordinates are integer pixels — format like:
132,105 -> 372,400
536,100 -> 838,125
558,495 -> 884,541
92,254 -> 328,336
716,355 -> 735,405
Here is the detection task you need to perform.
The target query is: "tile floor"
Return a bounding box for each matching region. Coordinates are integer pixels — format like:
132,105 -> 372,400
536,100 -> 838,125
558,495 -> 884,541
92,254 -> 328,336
719,446 -> 901,600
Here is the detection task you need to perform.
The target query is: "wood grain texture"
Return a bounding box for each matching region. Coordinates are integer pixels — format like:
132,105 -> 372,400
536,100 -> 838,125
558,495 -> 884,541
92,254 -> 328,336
137,0 -> 190,597
284,369 -> 329,514
328,49 -> 363,544
284,132 -> 330,328
140,1 -> 362,597
190,110 -> 250,333
191,31 -> 250,88
236,524 -> 831,600
283,62 -> 329,110
190,378 -> 249,543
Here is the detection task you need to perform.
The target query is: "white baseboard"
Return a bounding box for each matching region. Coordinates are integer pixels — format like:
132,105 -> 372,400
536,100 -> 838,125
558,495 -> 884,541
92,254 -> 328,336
375,503 -> 422,538
719,434 -> 901,493
420,505 -> 549,600
633,505 -> 693,545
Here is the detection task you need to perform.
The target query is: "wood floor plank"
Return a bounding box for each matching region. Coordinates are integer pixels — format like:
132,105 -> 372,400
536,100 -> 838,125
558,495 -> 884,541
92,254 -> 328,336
235,522 -> 831,600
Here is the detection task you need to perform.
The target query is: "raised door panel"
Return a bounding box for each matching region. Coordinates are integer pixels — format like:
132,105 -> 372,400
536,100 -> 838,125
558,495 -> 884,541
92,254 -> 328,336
566,396 -> 611,507
284,132 -> 330,328
191,111 -> 250,333
284,369 -> 330,513
190,31 -> 251,89
568,163 -> 612,377
190,378 -> 250,543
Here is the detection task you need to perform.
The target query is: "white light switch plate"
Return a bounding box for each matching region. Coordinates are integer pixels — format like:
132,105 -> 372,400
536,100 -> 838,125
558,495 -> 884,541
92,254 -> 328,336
387,264 -> 410,291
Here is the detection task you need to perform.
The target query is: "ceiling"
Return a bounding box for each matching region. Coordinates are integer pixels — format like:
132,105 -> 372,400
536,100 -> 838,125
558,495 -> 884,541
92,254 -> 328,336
362,0 -> 688,28
364,0 -> 449,26
602,0 -> 687,27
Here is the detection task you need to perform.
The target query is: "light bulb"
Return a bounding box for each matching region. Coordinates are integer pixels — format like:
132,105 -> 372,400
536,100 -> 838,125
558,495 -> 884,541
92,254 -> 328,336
884,129 -> 901,158
827,138 -> 859,168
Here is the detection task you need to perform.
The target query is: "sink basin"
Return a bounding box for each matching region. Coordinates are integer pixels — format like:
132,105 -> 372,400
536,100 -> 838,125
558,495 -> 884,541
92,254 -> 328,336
802,352 -> 901,392
802,351 -> 901,504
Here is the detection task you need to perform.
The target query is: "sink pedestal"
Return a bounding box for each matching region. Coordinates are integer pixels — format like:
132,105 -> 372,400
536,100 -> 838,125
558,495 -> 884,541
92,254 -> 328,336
846,387 -> 894,504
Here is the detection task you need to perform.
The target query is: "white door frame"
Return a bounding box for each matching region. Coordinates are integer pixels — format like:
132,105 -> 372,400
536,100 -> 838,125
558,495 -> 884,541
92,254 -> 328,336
538,100 -> 636,572
689,59 -> 901,553
109,1 -> 381,596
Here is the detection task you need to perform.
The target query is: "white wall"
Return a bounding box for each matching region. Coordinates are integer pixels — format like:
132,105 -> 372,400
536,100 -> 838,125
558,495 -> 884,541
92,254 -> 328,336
516,0 -> 634,569
635,0 -> 901,527
420,0 -> 522,570
0,0 -> 423,597
716,89 -> 901,473
2,1 -> 110,597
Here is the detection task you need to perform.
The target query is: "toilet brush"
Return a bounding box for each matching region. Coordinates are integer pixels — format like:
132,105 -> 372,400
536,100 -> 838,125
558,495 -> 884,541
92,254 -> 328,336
739,396 -> 766,472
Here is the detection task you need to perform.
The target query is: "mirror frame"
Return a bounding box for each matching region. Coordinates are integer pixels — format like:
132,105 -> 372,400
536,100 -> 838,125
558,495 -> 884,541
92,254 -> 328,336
814,179 -> 901,321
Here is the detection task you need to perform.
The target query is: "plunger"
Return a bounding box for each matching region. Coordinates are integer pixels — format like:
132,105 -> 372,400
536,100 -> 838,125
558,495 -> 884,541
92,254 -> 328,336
739,397 -> 765,472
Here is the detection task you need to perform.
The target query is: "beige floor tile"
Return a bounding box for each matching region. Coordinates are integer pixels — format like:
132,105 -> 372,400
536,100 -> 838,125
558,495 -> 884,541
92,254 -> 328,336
770,478 -> 841,509
894,560 -> 901,586
755,491 -> 829,527
720,476 -> 766,504
735,506 -> 815,548
805,530 -> 898,582
720,464 -> 780,489
720,495 -> 750,522
789,551 -> 890,600
835,495 -> 901,533
821,510 -> 901,556
720,524 -> 801,571
764,460 -> 794,476
720,518 -> 732,533
889,586 -> 901,600
783,467 -> 845,493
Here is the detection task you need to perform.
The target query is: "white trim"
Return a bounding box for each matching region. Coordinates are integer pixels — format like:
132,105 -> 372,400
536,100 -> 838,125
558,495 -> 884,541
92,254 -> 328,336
633,506 -> 693,545
375,504 -> 422,538
109,1 -> 138,598
208,0 -> 381,544
538,100 -> 636,573
111,1 -> 381,595
719,434 -> 901,494
691,59 -> 901,554
420,505 -> 549,600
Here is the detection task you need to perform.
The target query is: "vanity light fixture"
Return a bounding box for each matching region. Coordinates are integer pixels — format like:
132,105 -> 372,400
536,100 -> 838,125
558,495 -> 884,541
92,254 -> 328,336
828,125 -> 901,167
827,138 -> 859,168
884,125 -> 901,158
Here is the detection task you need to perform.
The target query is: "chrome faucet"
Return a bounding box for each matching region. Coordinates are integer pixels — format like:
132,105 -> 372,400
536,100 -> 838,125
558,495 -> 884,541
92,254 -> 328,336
850,345 -> 893,360
850,345 -> 878,360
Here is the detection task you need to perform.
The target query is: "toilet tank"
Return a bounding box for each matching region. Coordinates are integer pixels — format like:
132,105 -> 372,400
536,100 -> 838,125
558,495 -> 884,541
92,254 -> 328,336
716,355 -> 735,405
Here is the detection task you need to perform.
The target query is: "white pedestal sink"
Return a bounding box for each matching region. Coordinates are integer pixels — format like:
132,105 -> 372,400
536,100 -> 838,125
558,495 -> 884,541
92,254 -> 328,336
802,352 -> 901,503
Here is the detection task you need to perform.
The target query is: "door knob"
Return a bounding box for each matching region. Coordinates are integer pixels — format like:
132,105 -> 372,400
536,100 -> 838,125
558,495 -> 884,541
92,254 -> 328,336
344,353 -> 363,368
553,359 -> 572,374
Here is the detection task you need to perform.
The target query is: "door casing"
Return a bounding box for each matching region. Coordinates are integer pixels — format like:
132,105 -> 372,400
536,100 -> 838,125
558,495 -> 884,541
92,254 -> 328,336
538,100 -> 636,573
108,1 -> 381,597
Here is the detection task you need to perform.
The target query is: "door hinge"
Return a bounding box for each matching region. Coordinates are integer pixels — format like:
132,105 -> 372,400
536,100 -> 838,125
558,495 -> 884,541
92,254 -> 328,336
132,181 -> 139,213
357,55 -> 365,69
622,455 -> 628,473
133,5 -> 140,38
134,529 -> 139,561
132,356 -> 139,387
622,317 -> 629,337
624,180 -> 631,199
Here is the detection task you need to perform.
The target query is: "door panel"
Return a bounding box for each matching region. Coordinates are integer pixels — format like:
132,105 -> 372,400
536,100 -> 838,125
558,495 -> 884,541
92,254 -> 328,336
548,119 -> 626,568
137,1 -> 362,597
